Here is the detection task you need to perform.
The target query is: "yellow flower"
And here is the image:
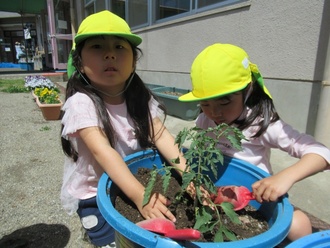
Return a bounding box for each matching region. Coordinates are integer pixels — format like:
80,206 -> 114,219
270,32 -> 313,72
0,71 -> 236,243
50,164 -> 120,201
34,87 -> 61,104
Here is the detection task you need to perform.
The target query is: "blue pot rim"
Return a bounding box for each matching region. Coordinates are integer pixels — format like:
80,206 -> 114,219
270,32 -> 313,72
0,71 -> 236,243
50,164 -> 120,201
285,230 -> 330,248
97,149 -> 293,248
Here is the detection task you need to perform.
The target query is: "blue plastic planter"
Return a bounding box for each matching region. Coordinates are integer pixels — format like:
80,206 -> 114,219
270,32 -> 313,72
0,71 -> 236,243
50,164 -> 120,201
97,150 -> 293,248
151,87 -> 200,120
285,230 -> 330,248
145,83 -> 165,90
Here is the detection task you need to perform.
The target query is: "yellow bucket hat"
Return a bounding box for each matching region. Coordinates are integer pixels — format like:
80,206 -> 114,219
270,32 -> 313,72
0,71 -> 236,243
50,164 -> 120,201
179,43 -> 271,102
67,10 -> 142,77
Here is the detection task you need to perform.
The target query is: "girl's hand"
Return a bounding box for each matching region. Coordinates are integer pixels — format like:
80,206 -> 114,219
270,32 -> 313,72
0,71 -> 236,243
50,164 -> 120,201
252,154 -> 329,203
137,192 -> 176,222
186,182 -> 212,206
251,173 -> 294,203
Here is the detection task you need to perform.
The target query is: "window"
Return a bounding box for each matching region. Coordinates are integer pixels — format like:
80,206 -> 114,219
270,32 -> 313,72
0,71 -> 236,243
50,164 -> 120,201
198,0 -> 228,8
110,0 -> 148,28
110,0 -> 125,20
85,0 -> 95,16
156,0 -> 190,21
108,0 -> 245,29
128,0 -> 148,27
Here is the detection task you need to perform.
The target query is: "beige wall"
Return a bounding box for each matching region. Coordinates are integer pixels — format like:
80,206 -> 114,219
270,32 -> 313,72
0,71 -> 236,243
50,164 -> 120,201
132,1 -> 329,135
82,0 -> 329,135
136,1 -> 326,81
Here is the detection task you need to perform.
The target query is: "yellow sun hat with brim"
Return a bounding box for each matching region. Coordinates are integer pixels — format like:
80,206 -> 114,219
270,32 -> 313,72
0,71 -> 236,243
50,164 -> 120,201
179,43 -> 271,102
67,10 -> 142,78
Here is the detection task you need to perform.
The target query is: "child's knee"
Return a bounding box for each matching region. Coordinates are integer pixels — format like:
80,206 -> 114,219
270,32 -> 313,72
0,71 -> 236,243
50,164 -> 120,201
287,210 -> 312,241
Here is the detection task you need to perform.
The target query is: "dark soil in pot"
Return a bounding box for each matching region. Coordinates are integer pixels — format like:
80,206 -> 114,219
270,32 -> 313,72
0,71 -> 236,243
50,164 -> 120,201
114,168 -> 269,242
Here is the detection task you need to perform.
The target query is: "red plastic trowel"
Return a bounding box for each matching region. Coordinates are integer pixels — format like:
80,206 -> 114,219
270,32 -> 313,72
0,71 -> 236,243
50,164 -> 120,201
211,185 -> 256,211
136,218 -> 201,240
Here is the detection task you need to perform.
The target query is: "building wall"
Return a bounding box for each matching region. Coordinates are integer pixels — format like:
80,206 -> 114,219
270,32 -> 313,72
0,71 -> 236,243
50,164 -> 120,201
83,0 -> 329,135
132,0 -> 329,135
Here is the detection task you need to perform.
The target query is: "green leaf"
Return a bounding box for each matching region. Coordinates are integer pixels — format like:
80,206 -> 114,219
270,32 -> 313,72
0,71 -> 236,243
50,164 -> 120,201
162,169 -> 172,193
198,220 -> 217,233
227,134 -> 242,151
171,156 -> 180,164
194,206 -> 213,230
203,176 -> 216,194
216,153 -> 224,166
222,226 -> 238,241
221,202 -> 241,224
142,166 -> 157,206
175,128 -> 188,147
214,229 -> 224,242
181,171 -> 195,190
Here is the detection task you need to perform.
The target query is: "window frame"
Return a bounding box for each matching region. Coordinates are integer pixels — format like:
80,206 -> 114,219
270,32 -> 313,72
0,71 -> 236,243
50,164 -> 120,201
84,0 -> 96,16
104,0 -> 251,30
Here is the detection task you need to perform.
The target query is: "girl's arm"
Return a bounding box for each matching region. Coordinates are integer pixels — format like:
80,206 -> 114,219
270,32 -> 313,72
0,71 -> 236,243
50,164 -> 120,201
78,126 -> 176,222
252,153 -> 328,202
152,117 -> 187,173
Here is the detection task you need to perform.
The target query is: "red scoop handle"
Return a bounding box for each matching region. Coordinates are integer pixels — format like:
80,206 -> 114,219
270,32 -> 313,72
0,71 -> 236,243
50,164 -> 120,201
136,218 -> 201,240
136,218 -> 175,234
165,229 -> 201,240
243,191 -> 255,200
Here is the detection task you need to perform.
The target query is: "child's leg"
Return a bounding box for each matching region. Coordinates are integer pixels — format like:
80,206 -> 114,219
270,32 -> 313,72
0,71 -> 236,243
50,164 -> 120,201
287,209 -> 312,241
77,196 -> 115,246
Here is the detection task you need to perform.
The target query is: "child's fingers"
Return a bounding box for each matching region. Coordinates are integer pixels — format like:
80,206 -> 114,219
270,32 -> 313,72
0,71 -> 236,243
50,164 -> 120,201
156,194 -> 176,222
252,178 -> 284,202
186,182 -> 196,198
162,207 -> 176,222
252,180 -> 266,202
143,193 -> 176,222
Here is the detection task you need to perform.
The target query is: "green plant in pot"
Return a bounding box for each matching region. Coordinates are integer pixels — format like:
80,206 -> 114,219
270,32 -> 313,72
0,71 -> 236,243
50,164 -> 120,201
143,124 -> 246,242
24,75 -> 55,90
34,87 -> 61,104
33,86 -> 63,121
97,127 -> 293,247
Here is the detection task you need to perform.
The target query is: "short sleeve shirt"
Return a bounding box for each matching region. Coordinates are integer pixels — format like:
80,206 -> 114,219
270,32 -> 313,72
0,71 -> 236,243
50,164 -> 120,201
61,92 -> 163,201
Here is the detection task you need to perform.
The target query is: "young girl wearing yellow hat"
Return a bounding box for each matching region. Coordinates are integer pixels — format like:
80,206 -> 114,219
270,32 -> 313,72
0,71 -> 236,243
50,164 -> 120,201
60,10 -> 187,246
179,43 -> 330,241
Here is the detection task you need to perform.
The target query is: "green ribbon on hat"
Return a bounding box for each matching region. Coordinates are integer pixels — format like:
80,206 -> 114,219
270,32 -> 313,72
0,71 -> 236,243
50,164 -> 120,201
250,63 -> 272,99
67,53 -> 75,78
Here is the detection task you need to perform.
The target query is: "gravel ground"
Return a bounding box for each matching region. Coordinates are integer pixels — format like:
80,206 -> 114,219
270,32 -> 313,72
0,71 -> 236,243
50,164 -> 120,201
0,92 -> 93,248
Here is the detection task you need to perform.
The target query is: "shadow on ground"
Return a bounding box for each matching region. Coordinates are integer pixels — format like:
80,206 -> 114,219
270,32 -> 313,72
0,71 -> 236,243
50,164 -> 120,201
0,223 -> 70,248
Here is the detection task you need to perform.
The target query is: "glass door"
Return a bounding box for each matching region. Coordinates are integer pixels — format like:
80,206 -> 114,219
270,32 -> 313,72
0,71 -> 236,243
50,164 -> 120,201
46,0 -> 72,70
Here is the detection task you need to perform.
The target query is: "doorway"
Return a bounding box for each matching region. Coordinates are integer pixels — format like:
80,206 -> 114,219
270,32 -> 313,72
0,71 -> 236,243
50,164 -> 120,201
46,0 -> 72,70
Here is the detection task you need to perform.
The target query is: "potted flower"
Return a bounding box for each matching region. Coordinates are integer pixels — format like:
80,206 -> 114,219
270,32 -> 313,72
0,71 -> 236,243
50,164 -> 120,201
34,87 -> 61,104
97,125 -> 294,248
34,87 -> 63,121
24,75 -> 56,98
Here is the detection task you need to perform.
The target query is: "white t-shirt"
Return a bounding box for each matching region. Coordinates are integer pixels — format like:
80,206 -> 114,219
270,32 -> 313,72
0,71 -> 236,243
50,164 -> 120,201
60,92 -> 163,214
